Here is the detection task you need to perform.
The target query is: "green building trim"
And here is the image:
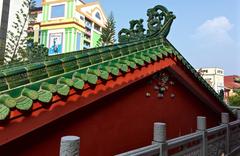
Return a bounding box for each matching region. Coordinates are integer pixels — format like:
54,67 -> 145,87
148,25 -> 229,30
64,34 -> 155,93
41,30 -> 48,46
92,31 -> 101,47
67,1 -> 74,18
42,5 -> 49,22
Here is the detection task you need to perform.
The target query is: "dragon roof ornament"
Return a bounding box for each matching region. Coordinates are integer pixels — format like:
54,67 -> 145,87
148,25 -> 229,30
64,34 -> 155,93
118,5 -> 176,43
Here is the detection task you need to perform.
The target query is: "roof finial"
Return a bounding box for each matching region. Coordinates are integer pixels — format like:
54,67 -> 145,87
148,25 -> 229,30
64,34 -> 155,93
118,5 -> 176,43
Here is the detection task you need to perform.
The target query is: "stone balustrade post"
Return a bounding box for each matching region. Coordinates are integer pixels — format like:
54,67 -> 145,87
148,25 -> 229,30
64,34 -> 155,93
221,113 -> 229,155
197,116 -> 207,156
60,136 -> 80,156
153,122 -> 168,156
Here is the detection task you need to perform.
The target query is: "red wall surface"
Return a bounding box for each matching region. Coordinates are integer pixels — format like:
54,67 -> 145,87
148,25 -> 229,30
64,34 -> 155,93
0,71 -> 223,156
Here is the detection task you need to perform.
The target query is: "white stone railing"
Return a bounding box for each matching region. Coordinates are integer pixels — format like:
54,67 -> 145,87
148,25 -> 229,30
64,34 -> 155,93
117,111 -> 240,156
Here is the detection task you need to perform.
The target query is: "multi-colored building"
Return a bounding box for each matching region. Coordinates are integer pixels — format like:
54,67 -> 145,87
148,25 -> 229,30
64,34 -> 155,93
34,0 -> 107,55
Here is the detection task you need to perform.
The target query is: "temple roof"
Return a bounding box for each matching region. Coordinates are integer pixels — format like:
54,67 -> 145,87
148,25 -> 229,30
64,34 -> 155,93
0,5 -> 230,121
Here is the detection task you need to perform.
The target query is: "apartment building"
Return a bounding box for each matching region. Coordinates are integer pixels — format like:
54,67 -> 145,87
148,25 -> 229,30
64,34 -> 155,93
34,0 -> 107,55
197,67 -> 224,93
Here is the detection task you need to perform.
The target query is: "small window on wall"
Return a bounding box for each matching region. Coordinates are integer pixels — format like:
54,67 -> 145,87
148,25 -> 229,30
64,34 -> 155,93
80,16 -> 84,21
94,24 -> 101,32
51,4 -> 65,18
95,12 -> 101,20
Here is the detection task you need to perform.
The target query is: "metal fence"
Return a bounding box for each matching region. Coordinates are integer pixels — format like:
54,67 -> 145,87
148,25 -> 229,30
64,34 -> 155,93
117,111 -> 240,156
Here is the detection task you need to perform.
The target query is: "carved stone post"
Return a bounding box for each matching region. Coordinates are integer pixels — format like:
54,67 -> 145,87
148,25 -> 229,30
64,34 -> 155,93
60,136 -> 80,156
221,113 -> 229,155
153,122 -> 168,156
197,116 -> 207,156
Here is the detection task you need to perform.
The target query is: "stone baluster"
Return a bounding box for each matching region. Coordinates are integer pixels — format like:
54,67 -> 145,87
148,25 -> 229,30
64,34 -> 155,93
153,122 -> 168,156
197,116 -> 207,156
60,136 -> 80,156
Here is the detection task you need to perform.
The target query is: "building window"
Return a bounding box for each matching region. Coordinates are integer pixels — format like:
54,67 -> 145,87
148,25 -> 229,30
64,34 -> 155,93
76,32 -> 81,51
95,12 -> 101,20
80,16 -> 84,21
202,70 -> 208,73
51,4 -> 65,18
94,24 -> 101,32
217,70 -> 223,74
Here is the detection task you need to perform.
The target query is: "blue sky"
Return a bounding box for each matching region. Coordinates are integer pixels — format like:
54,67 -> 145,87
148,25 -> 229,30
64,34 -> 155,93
36,0 -> 240,75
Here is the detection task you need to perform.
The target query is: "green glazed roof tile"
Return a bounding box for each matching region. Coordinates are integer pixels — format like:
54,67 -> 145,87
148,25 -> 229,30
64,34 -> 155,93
88,67 -> 110,80
139,55 -> 151,63
38,90 -> 52,103
105,66 -> 119,76
87,69 -> 99,76
130,58 -> 144,66
99,70 -> 109,80
41,82 -> 57,93
120,60 -> 136,69
0,77 -> 8,92
16,96 -> 33,111
150,54 -> 158,61
112,63 -> 128,73
100,52 -> 113,61
0,94 -> 16,108
89,55 -> 103,64
111,50 -> 122,58
22,88 -> 39,100
73,72 -> 88,81
145,52 -> 157,61
56,84 -> 70,96
86,74 -> 98,84
72,78 -> 85,90
58,77 -> 74,87
77,57 -> 92,68
0,104 -> 10,120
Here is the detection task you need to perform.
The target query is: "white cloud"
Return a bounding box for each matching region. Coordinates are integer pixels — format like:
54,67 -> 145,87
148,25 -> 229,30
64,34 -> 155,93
193,16 -> 234,46
189,16 -> 240,75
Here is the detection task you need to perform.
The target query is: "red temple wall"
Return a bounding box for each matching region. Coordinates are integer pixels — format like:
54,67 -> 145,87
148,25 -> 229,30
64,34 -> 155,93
1,69 -> 223,156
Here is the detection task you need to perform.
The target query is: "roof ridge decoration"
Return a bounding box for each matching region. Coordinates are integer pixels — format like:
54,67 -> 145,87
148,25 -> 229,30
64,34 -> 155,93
118,5 -> 176,43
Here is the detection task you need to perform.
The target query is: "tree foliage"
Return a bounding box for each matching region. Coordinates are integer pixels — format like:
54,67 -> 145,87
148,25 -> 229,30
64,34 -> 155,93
229,93 -> 240,106
228,78 -> 240,106
97,12 -> 116,46
234,78 -> 240,83
26,43 -> 48,62
5,0 -> 36,64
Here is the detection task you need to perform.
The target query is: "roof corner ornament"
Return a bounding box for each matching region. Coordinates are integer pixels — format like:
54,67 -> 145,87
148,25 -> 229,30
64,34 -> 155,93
118,5 -> 176,43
